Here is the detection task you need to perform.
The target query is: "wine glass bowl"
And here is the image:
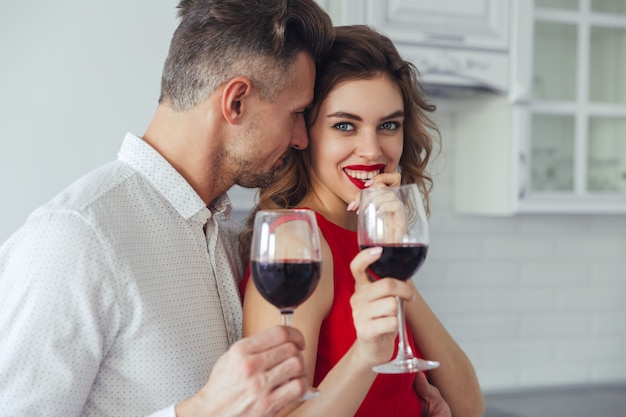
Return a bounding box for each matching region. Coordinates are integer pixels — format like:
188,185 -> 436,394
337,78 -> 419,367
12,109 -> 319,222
358,184 -> 440,374
363,244 -> 428,281
250,259 -> 321,312
250,208 -> 322,398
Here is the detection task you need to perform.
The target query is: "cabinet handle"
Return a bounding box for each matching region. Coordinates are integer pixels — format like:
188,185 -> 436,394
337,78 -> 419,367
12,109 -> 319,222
518,152 -> 528,199
424,34 -> 465,44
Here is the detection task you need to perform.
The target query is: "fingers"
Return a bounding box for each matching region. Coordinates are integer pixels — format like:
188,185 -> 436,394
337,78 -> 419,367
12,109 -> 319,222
263,374 -> 307,412
414,371 -> 438,398
352,292 -> 398,319
350,246 -> 382,286
350,249 -> 415,300
347,172 -> 401,211
350,307 -> 398,365
232,326 -> 307,384
350,248 -> 415,341
349,249 -> 414,365
415,372 -> 452,417
368,172 -> 402,187
374,197 -> 404,216
360,187 -> 402,215
243,329 -> 307,413
351,296 -> 398,340
261,347 -> 307,401
233,336 -> 304,378
356,277 -> 415,303
186,327 -> 308,417
350,278 -> 414,342
237,325 -> 305,354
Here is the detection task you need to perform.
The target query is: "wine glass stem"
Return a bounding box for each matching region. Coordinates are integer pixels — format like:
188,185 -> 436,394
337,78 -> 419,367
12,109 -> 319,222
281,311 -> 294,327
280,310 -> 319,399
396,297 -> 414,360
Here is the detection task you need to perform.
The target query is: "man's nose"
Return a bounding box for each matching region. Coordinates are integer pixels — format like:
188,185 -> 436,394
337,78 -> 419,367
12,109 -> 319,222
290,115 -> 309,150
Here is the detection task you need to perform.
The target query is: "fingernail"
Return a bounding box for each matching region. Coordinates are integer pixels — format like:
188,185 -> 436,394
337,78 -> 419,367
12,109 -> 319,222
364,179 -> 375,187
346,200 -> 357,211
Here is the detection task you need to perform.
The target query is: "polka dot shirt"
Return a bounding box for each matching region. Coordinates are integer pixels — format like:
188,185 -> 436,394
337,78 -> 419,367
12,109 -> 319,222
0,133 -> 244,416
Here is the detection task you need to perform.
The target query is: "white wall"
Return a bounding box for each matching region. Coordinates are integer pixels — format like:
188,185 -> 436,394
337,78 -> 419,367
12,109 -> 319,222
0,1 -> 162,240
2,0 -> 625,395
0,0 -> 257,243
323,0 -> 626,393
421,103 -> 626,392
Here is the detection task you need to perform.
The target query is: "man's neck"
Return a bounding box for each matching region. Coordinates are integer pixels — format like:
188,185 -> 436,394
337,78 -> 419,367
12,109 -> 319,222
142,102 -> 228,205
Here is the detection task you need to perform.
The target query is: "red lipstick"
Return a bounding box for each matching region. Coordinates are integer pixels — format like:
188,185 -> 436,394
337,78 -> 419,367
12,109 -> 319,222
343,164 -> 386,189
344,164 -> 385,171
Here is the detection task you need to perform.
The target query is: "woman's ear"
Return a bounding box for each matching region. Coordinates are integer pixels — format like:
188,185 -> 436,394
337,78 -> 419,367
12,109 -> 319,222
222,77 -> 253,124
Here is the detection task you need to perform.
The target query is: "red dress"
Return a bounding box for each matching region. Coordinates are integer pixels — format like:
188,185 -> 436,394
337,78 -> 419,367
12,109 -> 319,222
241,212 -> 423,416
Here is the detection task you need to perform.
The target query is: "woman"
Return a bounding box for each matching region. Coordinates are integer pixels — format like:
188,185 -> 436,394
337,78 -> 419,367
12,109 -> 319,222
239,25 -> 484,417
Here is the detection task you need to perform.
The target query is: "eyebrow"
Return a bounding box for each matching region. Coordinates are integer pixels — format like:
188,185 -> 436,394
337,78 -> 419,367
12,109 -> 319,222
326,110 -> 405,122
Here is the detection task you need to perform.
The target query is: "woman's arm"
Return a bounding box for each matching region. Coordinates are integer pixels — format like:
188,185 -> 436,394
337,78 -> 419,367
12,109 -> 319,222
405,285 -> 485,417
360,172 -> 483,415
242,240 -> 413,417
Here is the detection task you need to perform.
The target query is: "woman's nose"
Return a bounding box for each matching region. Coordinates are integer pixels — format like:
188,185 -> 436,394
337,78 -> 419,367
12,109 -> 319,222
357,130 -> 382,159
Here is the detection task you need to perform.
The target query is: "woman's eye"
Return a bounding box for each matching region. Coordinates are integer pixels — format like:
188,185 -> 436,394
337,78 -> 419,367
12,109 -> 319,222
381,121 -> 400,131
333,122 -> 354,132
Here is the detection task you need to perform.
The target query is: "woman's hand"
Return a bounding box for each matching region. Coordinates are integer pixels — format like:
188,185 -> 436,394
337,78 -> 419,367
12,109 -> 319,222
348,246 -> 415,367
360,186 -> 408,243
347,172 -> 401,212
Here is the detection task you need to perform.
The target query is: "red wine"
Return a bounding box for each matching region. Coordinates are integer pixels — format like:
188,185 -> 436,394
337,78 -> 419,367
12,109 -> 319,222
359,244 -> 428,281
251,260 -> 321,310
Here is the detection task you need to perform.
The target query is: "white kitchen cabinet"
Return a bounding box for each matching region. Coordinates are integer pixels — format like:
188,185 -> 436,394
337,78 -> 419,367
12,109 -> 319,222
331,0 -> 511,92
352,0 -> 509,50
454,0 -> 626,215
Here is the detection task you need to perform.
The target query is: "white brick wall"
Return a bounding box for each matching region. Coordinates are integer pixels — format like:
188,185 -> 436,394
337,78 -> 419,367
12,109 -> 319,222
419,104 -> 626,393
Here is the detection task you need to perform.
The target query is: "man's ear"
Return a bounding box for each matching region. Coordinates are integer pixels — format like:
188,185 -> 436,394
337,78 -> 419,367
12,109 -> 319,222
222,77 -> 253,124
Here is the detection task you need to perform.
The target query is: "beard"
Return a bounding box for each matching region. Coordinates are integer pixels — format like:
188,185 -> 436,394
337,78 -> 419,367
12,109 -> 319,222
231,140 -> 282,189
231,113 -> 281,189
235,165 -> 277,189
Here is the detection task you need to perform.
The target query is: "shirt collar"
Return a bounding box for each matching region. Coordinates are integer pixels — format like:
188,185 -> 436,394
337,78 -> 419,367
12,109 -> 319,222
117,132 -> 234,221
210,193 -> 234,219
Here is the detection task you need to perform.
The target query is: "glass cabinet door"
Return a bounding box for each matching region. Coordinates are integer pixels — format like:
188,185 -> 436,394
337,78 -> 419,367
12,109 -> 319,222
529,0 -> 626,198
588,117 -> 626,192
591,0 -> 626,15
532,22 -> 577,101
536,0 -> 579,10
452,0 -> 626,214
589,26 -> 626,103
530,114 -> 575,192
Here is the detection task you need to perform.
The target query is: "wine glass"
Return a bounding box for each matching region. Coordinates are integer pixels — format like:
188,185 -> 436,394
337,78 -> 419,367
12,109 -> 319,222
357,184 -> 440,374
250,208 -> 322,399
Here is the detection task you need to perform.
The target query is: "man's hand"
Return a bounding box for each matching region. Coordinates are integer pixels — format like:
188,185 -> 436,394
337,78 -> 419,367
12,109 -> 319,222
176,326 -> 307,417
415,371 -> 452,417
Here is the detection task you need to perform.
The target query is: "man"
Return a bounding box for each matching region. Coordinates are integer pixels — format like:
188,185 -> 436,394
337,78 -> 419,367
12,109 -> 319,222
0,1 -> 454,416
0,1 -> 333,416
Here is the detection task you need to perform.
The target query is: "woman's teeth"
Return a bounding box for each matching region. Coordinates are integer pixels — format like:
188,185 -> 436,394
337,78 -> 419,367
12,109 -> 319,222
344,169 -> 380,180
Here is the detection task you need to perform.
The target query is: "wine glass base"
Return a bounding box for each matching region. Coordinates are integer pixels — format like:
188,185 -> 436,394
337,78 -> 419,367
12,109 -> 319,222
373,357 -> 440,374
300,387 -> 320,401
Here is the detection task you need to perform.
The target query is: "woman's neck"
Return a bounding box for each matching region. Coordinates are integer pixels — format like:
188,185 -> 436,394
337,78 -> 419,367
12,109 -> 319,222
299,192 -> 357,232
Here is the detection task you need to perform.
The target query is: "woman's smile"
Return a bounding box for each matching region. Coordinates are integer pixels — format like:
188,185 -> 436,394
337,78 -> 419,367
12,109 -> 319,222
343,164 -> 385,189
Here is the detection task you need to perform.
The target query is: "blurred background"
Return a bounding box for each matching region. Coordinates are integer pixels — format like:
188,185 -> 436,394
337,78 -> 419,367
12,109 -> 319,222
1,0 -> 625,415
